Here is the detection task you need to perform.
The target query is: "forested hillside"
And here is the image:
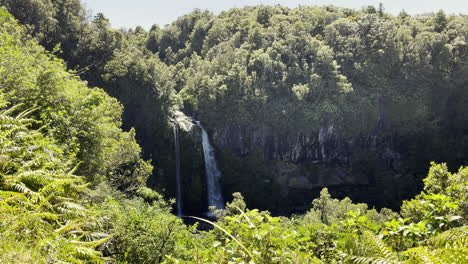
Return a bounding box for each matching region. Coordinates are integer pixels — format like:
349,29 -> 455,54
147,5 -> 468,211
3,0 -> 467,213
0,1 -> 467,263
0,7 -> 180,262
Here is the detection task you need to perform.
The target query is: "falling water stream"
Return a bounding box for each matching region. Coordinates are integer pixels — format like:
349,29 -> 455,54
196,121 -> 224,211
173,125 -> 183,217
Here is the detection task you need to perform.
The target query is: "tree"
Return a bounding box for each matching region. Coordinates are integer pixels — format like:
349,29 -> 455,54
433,10 -> 448,33
378,3 -> 384,17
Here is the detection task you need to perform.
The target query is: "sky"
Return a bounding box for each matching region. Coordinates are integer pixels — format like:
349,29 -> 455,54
82,0 -> 468,29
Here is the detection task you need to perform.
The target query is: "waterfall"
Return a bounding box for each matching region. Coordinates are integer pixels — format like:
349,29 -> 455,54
173,125 -> 183,217
196,121 -> 224,211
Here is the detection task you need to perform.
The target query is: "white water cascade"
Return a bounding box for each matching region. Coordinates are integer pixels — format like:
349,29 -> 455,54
196,121 -> 224,211
173,125 -> 183,217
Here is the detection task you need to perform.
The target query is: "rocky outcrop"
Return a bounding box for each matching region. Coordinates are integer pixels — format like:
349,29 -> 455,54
171,110 -> 403,212
171,110 -> 194,132
210,119 -> 401,192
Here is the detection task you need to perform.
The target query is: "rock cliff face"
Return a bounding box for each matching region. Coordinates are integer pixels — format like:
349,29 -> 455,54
173,110 -> 407,213
210,119 -> 402,195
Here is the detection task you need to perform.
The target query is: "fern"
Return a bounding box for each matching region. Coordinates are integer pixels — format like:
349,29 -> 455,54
403,247 -> 445,264
402,225 -> 468,263
349,256 -> 401,264
39,178 -> 82,198
0,103 -> 109,263
427,225 -> 468,248
9,182 -> 33,194
342,231 -> 402,264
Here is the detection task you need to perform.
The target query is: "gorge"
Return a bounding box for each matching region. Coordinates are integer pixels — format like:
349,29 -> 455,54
146,4 -> 468,214
0,1 -> 467,262
1,0 -> 467,217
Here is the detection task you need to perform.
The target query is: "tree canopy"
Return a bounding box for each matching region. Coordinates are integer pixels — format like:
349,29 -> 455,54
0,2 -> 467,263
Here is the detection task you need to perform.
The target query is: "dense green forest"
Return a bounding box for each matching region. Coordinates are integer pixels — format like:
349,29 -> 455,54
2,0 -> 468,212
0,0 -> 467,263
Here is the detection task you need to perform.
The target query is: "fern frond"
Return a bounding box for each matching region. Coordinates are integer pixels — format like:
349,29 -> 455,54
34,191 -> 58,211
83,232 -> 110,242
73,246 -> 105,263
40,178 -> 81,197
9,182 -> 33,194
0,191 -> 30,202
0,103 -> 23,117
31,212 -> 60,222
56,206 -> 85,218
427,225 -> 468,248
349,256 -> 399,264
55,220 -> 84,234
341,231 -> 401,264
15,107 -> 39,120
17,170 -> 54,190
71,234 -> 113,248
67,162 -> 82,175
55,201 -> 86,218
403,247 -> 444,264
402,226 -> 468,264
363,231 -> 399,261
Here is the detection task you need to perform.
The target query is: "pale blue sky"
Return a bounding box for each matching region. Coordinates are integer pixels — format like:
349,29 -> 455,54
82,0 -> 468,29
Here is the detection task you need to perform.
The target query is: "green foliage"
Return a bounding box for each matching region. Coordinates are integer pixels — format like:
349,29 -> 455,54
1,3 -> 468,263
403,225 -> 468,264
99,197 -> 188,264
0,103 -> 110,263
134,4 -> 468,211
382,218 -> 429,251
420,162 -> 468,220
0,7 -> 151,190
433,10 -> 448,33
401,194 -> 461,232
380,163 -> 467,252
400,162 -> 466,229
5,1 -> 468,215
173,194 -> 326,263
303,188 -> 395,226
0,8 -> 172,263
340,230 -> 401,264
